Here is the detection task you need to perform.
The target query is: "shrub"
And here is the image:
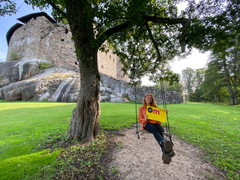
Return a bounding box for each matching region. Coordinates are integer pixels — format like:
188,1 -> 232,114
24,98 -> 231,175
106,82 -> 110,88
9,51 -> 20,61
39,62 -> 53,70
122,93 -> 130,100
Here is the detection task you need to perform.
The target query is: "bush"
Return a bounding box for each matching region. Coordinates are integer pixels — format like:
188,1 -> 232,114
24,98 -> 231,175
39,62 -> 53,70
9,51 -> 20,61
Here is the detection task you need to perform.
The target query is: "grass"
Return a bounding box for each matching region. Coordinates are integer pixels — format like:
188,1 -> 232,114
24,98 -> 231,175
167,102 -> 240,180
0,101 -> 239,179
100,102 -> 137,130
0,101 -> 75,179
39,62 -> 53,71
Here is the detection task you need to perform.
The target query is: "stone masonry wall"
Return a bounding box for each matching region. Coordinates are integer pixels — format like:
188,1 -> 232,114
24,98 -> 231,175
6,14 -> 129,81
100,73 -> 183,104
116,56 -> 129,82
97,48 -> 118,79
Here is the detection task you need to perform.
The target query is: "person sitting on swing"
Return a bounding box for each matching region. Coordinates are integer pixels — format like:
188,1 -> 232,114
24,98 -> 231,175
139,94 -> 175,164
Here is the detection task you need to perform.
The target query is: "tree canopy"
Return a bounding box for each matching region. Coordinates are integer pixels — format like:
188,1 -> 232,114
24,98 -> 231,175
0,0 -> 17,16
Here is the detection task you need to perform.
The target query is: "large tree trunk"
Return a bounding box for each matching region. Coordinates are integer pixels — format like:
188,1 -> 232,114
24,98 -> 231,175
66,48 -> 101,142
233,50 -> 238,105
222,58 -> 235,105
65,0 -> 101,142
233,71 -> 238,105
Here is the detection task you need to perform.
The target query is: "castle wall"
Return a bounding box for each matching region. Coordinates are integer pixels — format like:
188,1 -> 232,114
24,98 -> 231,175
116,56 -> 129,82
7,16 -> 50,61
6,15 -> 129,81
100,73 -> 183,104
97,49 -> 118,79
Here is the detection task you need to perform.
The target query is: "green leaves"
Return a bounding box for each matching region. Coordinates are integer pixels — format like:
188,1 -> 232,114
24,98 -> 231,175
0,0 -> 17,16
186,0 -> 240,53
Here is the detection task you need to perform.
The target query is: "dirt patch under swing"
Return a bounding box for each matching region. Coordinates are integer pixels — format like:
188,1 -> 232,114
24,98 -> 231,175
107,126 -> 227,180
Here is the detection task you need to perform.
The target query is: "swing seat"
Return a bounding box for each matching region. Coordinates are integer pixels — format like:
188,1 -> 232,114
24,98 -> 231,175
136,129 -> 172,136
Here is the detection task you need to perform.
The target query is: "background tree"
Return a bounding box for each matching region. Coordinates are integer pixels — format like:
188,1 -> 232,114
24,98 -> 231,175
183,0 -> 240,104
155,80 -> 183,93
195,68 -> 205,88
201,47 -> 240,104
226,44 -> 240,104
181,67 -> 196,100
189,68 -> 206,102
201,59 -> 226,101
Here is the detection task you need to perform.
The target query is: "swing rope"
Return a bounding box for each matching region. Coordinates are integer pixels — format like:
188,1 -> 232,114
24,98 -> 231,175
133,56 -> 140,139
161,83 -> 173,145
161,83 -> 170,134
135,81 -> 140,139
134,81 -> 173,144
129,28 -> 172,141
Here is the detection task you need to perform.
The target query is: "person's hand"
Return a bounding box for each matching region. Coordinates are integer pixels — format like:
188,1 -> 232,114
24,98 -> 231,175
165,108 -> 168,114
145,114 -> 148,121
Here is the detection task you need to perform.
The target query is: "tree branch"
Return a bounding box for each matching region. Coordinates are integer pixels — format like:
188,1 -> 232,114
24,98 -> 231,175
143,16 -> 189,25
93,17 -> 131,31
145,21 -> 162,63
98,16 -> 190,50
46,0 -> 67,18
143,16 -> 190,52
98,21 -> 131,47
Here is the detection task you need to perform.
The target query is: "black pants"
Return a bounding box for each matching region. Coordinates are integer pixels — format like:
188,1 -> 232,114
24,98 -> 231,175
144,122 -> 165,147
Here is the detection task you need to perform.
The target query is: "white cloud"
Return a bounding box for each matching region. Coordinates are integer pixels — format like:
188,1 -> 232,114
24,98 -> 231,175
170,49 -> 210,74
141,49 -> 211,86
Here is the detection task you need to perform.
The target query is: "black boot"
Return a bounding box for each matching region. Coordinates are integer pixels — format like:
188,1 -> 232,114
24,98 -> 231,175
164,141 -> 175,158
159,142 -> 171,164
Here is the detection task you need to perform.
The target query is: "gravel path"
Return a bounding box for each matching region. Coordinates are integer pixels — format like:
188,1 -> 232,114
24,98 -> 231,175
108,126 -> 227,180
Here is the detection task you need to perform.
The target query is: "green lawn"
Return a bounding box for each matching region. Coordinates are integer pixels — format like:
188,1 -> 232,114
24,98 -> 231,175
0,101 -> 75,180
168,102 -> 240,180
0,101 -> 239,179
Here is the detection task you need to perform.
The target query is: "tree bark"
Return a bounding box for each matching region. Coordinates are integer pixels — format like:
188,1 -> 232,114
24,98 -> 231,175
222,58 -> 235,105
232,48 -> 238,105
64,0 -> 101,142
66,48 -> 101,142
233,68 -> 238,105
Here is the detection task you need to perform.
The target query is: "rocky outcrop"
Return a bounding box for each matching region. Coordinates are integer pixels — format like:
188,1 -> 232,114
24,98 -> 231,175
0,60 -> 183,104
0,61 -> 127,103
0,60 -> 42,88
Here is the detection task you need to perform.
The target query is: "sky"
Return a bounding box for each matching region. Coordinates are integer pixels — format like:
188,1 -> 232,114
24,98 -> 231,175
0,1 -> 210,85
142,49 -> 210,86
